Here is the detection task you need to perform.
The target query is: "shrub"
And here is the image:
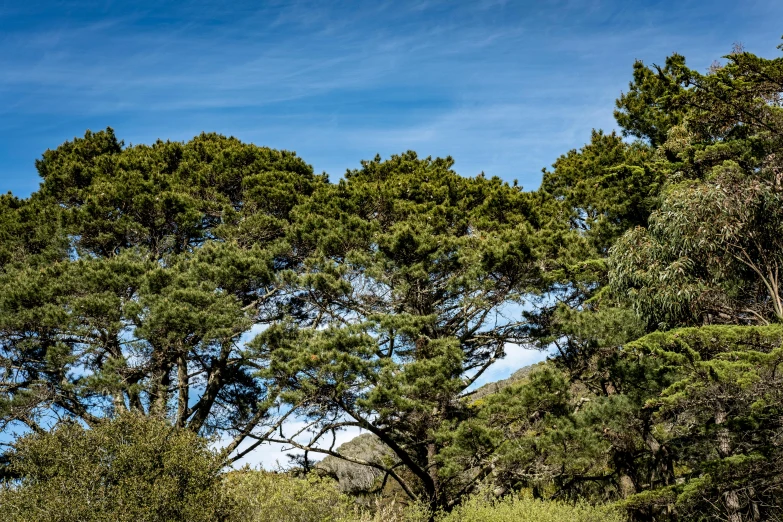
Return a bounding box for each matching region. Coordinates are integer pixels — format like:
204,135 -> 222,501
346,493 -> 623,522
437,494 -> 625,522
224,469 -> 355,522
348,498 -> 430,522
0,413 -> 229,522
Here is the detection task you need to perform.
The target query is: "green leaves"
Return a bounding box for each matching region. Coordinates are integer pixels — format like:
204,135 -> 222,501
0,414 -> 230,522
517,45 -> 783,520
614,53 -> 689,148
620,326 -> 783,519
610,54 -> 783,327
245,152 -> 546,508
0,129 -> 321,452
541,130 -> 661,254
4,42 -> 783,521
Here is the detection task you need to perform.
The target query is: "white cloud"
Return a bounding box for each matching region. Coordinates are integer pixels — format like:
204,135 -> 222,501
218,419 -> 364,470
469,343 -> 553,391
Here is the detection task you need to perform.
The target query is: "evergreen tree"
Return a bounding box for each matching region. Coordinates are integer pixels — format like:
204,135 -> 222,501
607,45 -> 783,520
251,153 -> 545,512
0,129 -> 323,460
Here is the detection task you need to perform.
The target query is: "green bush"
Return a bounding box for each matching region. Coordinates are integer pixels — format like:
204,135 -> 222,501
225,469 -> 356,522
345,493 -> 623,522
0,414 -> 230,522
437,494 -> 625,522
347,499 -> 430,522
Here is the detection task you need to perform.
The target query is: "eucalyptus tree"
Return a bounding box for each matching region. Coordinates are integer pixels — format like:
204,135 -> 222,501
0,129 -> 323,460
611,46 -> 783,329
437,44 -> 783,520
607,46 -> 783,521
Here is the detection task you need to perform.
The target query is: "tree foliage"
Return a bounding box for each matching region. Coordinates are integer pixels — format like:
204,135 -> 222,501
0,129 -> 322,457
619,326 -> 783,520
252,152 -> 545,510
611,48 -> 783,329
0,414 -> 230,522
449,43 -> 783,521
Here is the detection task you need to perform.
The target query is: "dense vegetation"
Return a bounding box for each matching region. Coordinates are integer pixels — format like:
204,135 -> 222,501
0,414 -> 230,522
2,41 -> 783,521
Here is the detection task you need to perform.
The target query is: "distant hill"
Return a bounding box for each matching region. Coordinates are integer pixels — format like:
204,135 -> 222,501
468,361 -> 546,401
316,433 -> 391,495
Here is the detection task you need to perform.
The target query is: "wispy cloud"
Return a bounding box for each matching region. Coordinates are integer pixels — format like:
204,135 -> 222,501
3,0 -> 783,196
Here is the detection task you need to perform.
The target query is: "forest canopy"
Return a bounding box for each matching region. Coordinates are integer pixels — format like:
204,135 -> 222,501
2,41 -> 783,522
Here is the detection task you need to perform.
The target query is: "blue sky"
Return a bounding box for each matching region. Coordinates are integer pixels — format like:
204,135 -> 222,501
3,0 -> 783,198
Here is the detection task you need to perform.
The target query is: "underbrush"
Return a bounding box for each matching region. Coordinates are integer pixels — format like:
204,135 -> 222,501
224,474 -> 625,522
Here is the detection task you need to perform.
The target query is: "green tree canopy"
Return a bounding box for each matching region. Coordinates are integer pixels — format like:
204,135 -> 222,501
0,129 -> 323,459
3,40 -> 783,522
614,53 -> 689,148
611,47 -> 783,328
251,152 -> 546,511
605,45 -> 783,521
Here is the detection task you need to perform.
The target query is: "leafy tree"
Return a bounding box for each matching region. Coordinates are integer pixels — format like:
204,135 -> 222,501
610,47 -> 783,328
3,40 -> 783,522
0,129 -> 323,459
610,161 -> 783,328
251,153 -> 545,512
529,65 -> 680,386
614,53 -> 689,148
540,130 -> 661,255
435,366 -> 605,500
606,45 -> 783,521
620,326 -> 783,521
0,413 -> 230,522
481,44 -> 783,522
436,346 -> 678,507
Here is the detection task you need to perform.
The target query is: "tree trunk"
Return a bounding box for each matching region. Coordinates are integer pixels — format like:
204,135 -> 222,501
716,405 -> 741,522
724,490 -> 742,522
716,406 -> 731,458
427,440 -> 440,508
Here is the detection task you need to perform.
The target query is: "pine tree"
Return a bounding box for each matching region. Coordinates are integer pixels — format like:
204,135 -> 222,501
0,129 -> 324,460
